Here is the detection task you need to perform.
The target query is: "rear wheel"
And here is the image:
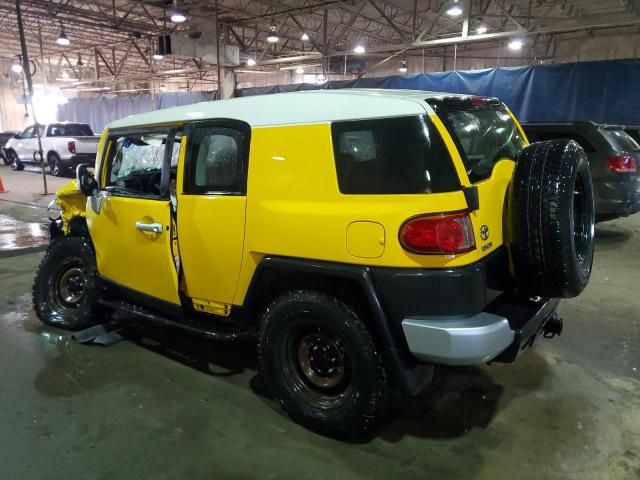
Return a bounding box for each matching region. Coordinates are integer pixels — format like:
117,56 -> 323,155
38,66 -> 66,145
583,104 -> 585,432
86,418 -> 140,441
33,236 -> 107,330
510,139 -> 595,298
259,290 -> 390,439
48,153 -> 62,177
8,151 -> 23,171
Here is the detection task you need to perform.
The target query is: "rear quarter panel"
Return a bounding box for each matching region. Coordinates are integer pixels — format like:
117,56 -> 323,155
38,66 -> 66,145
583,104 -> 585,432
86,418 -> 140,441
234,121 -> 514,304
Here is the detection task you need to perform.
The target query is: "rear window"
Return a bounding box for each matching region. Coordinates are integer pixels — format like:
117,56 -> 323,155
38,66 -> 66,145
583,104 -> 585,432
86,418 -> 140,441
438,107 -> 526,183
601,128 -> 640,153
48,124 -> 94,137
624,128 -> 640,144
331,115 -> 459,194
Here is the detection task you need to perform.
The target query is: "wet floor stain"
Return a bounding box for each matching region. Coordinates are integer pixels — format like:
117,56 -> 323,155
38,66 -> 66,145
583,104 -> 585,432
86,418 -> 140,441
0,213 -> 49,253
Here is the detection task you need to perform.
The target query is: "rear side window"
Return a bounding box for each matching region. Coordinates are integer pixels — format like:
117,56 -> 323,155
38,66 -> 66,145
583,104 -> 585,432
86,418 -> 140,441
185,126 -> 249,194
48,124 -> 94,137
438,108 -> 526,183
331,116 -> 459,194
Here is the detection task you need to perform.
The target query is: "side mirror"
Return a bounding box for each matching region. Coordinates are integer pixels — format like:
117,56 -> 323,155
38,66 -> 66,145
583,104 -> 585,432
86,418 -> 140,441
76,164 -> 99,196
13,134 -> 21,139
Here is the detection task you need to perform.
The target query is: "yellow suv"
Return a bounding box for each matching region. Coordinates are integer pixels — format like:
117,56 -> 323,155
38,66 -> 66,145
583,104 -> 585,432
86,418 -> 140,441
33,89 -> 595,438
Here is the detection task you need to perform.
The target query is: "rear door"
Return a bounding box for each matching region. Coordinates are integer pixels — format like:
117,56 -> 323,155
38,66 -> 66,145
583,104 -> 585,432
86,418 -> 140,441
433,102 -> 527,257
86,127 -> 181,306
176,120 -> 250,316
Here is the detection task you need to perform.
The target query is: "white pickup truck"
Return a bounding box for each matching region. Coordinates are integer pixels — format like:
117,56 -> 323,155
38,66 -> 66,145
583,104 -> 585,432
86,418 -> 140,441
4,122 -> 99,176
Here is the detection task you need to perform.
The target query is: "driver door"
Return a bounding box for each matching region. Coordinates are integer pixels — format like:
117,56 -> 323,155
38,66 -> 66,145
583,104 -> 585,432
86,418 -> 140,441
15,125 -> 34,160
85,127 -> 181,306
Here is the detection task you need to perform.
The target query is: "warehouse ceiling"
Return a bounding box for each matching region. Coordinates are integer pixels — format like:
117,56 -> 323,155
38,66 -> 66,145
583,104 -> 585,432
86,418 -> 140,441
1,0 -> 639,91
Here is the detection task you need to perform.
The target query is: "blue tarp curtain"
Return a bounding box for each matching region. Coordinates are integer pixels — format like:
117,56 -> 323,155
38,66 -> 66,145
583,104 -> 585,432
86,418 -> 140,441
57,59 -> 640,132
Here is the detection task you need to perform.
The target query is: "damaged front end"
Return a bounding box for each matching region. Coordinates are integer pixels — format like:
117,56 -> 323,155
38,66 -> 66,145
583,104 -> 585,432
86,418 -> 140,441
48,179 -> 88,241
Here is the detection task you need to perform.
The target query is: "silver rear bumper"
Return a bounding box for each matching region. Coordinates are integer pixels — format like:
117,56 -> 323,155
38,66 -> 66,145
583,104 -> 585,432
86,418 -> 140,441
402,312 -> 515,365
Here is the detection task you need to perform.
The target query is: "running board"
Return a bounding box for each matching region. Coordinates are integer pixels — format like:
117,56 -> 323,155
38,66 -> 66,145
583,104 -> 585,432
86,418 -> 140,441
99,299 -> 255,342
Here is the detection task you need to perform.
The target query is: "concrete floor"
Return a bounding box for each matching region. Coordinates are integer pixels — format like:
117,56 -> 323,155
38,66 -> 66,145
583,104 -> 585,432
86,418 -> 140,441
0,166 -> 639,480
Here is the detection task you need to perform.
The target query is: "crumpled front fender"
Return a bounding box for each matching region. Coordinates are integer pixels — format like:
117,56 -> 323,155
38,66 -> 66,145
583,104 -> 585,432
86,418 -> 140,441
54,180 -> 87,234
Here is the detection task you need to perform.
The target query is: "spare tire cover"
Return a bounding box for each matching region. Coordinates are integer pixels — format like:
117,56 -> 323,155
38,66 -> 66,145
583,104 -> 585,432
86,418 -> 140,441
510,139 -> 595,299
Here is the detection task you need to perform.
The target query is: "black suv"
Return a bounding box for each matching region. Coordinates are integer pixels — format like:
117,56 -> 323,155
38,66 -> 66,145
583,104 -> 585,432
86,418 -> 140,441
523,122 -> 640,222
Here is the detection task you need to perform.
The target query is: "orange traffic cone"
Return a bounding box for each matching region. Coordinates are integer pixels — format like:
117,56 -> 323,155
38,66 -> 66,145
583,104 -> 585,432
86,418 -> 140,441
0,176 -> 6,193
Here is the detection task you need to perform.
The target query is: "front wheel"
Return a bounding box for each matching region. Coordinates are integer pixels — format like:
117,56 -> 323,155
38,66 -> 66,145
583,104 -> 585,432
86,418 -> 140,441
8,151 -> 23,171
258,290 -> 391,439
33,236 -> 107,330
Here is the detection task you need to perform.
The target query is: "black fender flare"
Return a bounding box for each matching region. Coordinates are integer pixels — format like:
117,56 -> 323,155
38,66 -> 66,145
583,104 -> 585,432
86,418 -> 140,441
244,256 -> 434,396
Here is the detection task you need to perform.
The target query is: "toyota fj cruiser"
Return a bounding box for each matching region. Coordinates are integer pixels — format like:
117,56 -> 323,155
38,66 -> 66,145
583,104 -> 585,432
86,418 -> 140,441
33,89 -> 595,438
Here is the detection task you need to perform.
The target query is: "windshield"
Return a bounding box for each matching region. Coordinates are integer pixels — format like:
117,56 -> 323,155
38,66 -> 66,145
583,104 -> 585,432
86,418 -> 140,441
438,107 -> 526,183
601,128 -> 640,153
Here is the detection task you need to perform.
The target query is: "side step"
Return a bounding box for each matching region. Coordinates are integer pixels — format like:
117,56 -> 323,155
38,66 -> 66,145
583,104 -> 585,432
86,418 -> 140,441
99,299 -> 255,342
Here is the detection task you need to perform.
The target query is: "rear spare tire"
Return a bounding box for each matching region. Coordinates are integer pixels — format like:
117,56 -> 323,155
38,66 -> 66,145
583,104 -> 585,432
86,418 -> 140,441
510,139 -> 595,298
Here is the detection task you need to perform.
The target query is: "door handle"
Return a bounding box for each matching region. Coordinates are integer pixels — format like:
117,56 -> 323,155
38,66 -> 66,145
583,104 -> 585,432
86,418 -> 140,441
135,221 -> 163,234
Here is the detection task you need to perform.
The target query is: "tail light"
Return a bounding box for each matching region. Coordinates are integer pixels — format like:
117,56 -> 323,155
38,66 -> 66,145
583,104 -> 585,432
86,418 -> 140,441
67,141 -> 76,154
606,155 -> 637,174
399,212 -> 475,255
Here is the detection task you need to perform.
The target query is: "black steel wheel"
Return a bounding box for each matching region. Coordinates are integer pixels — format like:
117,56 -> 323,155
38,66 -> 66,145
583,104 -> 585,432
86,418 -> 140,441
259,290 -> 390,439
510,139 -> 595,298
33,236 -> 106,330
8,151 -> 23,171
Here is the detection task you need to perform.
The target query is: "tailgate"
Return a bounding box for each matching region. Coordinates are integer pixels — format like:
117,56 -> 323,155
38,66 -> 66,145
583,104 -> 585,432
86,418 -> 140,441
73,136 -> 99,154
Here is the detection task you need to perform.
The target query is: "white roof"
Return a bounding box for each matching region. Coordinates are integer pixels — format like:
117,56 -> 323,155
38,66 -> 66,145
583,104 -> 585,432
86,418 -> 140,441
107,88 -> 460,130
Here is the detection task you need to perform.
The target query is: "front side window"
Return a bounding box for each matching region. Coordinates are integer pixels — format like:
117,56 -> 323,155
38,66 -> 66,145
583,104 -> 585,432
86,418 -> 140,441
185,126 -> 248,194
20,126 -> 34,139
106,131 -> 180,197
331,115 -> 459,194
438,107 -> 526,183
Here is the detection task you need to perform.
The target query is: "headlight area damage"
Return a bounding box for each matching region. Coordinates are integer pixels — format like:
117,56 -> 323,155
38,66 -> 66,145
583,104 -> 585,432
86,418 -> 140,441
49,180 -> 88,239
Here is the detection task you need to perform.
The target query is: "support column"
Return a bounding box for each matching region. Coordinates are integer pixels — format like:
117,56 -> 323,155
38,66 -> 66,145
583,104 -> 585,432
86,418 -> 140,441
218,67 -> 235,99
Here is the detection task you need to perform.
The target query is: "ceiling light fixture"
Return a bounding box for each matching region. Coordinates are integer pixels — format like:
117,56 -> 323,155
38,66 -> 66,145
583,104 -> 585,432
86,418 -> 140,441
170,11 -> 187,23
353,44 -> 365,54
169,0 -> 187,23
446,1 -> 463,17
398,58 -> 408,73
295,67 -> 304,74
160,83 -> 168,92
508,39 -> 523,50
267,25 -> 279,43
301,32 -> 309,41
247,57 -> 256,66
476,25 -> 487,35
56,24 -> 70,46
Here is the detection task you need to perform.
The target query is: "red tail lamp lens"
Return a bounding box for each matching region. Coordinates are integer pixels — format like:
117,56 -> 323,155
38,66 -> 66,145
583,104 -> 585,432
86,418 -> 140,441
400,212 -> 476,254
606,155 -> 637,174
67,141 -> 76,154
